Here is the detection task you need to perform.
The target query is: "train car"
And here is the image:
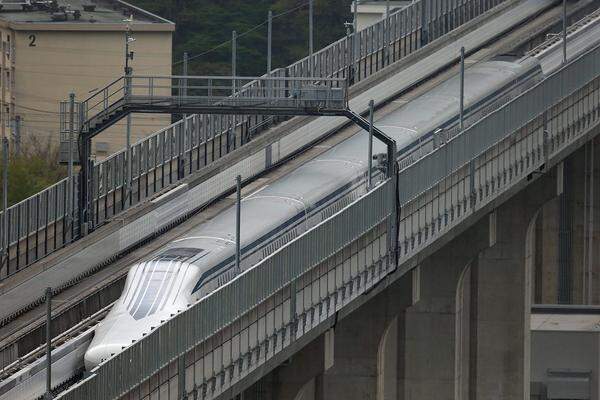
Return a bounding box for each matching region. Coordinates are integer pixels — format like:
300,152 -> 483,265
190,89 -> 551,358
84,56 -> 543,369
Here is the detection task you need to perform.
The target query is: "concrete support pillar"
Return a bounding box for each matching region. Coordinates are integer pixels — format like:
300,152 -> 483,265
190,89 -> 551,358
470,169 -> 557,400
377,316 -> 398,400
402,219 -> 490,400
317,277 -> 412,400
533,197 -> 560,304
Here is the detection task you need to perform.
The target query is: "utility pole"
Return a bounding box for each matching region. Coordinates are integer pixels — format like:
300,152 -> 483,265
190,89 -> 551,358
183,52 -> 188,93
459,46 -> 465,130
353,0 -> 358,34
124,23 -> 135,206
267,10 -> 272,75
180,52 -> 189,178
12,116 -> 20,155
385,0 -> 390,65
309,0 -> 314,64
1,35 -> 5,142
1,138 -> 7,273
368,99 -> 374,189
353,0 -> 359,82
45,287 -> 52,400
232,30 -> 237,95
235,175 -> 241,274
562,0 -> 567,64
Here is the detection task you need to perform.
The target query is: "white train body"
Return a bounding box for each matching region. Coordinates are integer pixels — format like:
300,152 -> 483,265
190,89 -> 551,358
84,57 -> 543,369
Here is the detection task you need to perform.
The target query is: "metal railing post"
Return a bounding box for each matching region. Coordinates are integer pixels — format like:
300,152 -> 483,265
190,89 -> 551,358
124,29 -> 134,207
309,0 -> 314,76
125,117 -> 132,206
179,52 -> 189,180
267,10 -> 273,100
460,46 -> 465,130
232,30 -> 237,96
421,0 -> 429,46
235,175 -> 241,274
68,93 -> 75,236
353,0 -> 358,82
385,0 -> 390,65
368,99 -> 374,189
562,0 -> 567,64
45,287 -> 52,400
79,138 -> 89,236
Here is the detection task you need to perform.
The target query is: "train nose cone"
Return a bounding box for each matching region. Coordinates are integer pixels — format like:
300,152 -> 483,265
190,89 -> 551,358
84,342 -> 126,371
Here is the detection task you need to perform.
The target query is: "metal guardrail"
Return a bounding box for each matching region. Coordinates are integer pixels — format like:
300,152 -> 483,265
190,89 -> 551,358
79,76 -> 348,137
1,0 -> 506,279
0,177 -> 78,279
102,76 -> 343,116
58,179 -> 395,400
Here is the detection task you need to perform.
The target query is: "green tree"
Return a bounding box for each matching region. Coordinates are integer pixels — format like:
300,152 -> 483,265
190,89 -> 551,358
0,137 -> 67,206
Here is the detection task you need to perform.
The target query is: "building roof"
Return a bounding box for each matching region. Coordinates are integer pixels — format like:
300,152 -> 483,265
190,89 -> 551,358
352,1 -> 412,14
0,0 -> 174,30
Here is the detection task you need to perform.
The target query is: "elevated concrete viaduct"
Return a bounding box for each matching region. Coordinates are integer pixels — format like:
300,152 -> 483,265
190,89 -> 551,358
237,137 -> 600,400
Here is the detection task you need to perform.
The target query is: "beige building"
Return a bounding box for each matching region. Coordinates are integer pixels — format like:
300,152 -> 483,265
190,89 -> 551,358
0,0 -> 174,159
352,1 -> 410,31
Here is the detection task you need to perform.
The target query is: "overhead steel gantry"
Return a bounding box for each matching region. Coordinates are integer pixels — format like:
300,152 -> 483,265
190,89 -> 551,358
75,75 -> 398,234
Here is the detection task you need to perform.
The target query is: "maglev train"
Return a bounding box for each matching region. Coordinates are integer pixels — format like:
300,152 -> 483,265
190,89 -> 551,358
84,56 -> 542,369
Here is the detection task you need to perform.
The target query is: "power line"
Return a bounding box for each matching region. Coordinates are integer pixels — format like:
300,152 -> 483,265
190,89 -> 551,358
13,103 -> 59,114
